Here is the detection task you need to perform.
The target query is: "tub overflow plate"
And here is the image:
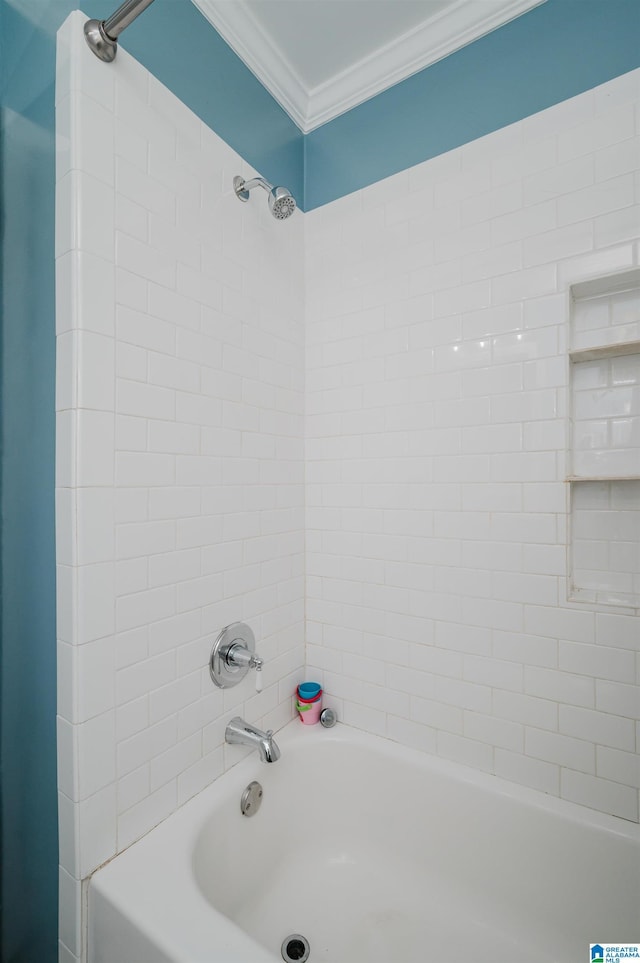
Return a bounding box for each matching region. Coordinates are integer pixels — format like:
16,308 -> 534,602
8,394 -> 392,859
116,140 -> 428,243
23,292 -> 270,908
240,780 -> 263,817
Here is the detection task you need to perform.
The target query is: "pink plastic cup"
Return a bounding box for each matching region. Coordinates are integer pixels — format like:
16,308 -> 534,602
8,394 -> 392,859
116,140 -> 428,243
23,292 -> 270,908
296,697 -> 323,724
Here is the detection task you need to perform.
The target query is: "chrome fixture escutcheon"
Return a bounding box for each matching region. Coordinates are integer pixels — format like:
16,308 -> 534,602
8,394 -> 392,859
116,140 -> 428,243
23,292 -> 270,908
83,19 -> 118,62
209,621 -> 263,690
84,0 -> 157,62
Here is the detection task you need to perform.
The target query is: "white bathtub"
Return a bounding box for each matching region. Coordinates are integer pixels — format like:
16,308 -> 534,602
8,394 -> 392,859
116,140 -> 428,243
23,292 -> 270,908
89,721 -> 639,963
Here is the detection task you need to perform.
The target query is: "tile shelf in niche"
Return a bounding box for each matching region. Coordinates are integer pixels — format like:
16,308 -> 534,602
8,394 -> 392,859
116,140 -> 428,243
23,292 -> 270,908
569,341 -> 640,363
566,474 -> 640,482
569,587 -> 640,609
570,268 -> 640,302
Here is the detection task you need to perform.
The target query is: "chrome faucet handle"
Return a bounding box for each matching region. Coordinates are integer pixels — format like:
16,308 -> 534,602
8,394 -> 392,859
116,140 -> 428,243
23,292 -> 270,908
227,642 -> 264,691
227,642 -> 257,668
209,622 -> 264,692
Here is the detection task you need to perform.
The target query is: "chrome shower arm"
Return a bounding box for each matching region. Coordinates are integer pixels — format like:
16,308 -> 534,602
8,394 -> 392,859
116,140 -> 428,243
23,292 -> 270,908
84,0 -> 156,62
233,176 -> 273,201
239,177 -> 273,194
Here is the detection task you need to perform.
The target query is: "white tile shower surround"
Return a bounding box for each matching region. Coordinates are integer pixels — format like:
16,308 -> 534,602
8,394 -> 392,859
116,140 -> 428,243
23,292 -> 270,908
55,10 -> 639,960
303,66 -> 640,827
55,13 -> 305,960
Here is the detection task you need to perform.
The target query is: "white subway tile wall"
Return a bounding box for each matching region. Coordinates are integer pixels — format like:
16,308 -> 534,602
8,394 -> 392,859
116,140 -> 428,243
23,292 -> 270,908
305,68 -> 640,825
56,16 -> 304,958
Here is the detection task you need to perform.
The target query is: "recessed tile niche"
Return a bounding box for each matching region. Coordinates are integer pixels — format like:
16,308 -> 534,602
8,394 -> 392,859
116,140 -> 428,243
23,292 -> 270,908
568,268 -> 640,608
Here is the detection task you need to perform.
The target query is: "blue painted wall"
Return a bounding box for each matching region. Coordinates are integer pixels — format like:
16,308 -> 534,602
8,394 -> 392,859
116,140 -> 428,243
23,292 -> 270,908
1,6 -> 69,960
305,0 -> 640,209
1,105 -> 60,963
0,0 -> 638,960
1,4 -> 82,959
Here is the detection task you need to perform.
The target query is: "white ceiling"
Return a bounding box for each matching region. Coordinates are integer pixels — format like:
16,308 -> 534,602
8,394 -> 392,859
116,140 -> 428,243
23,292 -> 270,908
192,0 -> 546,132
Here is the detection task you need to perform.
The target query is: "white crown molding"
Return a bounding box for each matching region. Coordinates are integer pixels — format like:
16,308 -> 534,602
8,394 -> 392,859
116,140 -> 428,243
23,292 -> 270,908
306,0 -> 547,131
192,0 -> 547,134
192,0 -> 310,129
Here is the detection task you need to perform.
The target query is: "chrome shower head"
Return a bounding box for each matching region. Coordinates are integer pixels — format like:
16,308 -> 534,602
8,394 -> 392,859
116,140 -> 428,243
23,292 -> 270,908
233,175 -> 296,220
268,185 -> 296,220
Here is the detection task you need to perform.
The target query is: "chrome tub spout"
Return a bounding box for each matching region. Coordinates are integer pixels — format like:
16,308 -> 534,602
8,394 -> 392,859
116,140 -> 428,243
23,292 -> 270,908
225,717 -> 281,763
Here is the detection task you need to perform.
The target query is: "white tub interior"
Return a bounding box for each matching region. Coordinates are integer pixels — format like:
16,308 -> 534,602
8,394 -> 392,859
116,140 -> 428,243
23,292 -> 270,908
89,722 -> 640,963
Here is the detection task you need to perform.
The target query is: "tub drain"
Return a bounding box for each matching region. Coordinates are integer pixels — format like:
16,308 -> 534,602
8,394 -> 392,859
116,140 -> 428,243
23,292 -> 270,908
281,934 -> 310,962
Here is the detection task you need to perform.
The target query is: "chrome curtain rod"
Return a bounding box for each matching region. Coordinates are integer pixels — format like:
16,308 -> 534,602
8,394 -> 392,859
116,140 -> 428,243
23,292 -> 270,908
84,0 -> 156,62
